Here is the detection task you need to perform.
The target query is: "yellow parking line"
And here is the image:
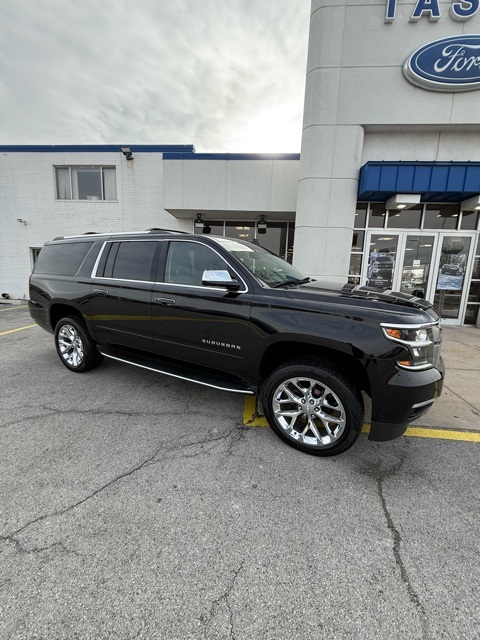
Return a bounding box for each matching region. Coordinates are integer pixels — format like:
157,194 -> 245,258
362,423 -> 480,442
0,324 -> 37,336
243,395 -> 269,427
244,396 -> 480,442
0,305 -> 28,312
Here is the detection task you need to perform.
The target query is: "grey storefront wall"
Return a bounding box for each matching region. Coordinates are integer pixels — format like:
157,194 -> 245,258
295,0 -> 480,326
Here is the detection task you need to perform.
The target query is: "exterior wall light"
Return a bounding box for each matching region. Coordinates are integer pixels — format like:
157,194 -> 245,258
460,195 -> 480,211
121,146 -> 134,160
385,194 -> 421,210
194,213 -> 211,234
194,213 -> 205,231
16,218 -> 27,225
258,215 -> 267,234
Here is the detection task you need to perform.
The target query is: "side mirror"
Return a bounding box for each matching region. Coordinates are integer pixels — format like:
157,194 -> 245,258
202,269 -> 241,291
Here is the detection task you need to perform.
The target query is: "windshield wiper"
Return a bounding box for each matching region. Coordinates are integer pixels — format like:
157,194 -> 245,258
295,277 -> 315,287
271,277 -> 314,289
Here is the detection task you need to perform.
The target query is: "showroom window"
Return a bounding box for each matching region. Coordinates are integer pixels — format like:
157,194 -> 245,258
349,204 -> 366,285
55,166 -> 117,201
367,203 -> 386,228
423,204 -> 460,230
465,235 -> 480,325
194,220 -> 295,263
387,204 -> 422,229
460,210 -> 479,231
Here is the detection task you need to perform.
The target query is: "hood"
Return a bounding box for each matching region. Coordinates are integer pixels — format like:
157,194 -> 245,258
283,280 -> 439,322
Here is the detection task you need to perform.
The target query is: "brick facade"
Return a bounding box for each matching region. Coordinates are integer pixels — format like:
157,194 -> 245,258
0,150 -> 191,298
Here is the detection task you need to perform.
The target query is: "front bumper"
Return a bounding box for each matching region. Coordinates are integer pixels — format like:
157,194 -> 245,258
368,357 -> 445,442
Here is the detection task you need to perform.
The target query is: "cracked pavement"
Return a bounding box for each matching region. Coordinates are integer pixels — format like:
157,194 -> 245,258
1,308 -> 479,639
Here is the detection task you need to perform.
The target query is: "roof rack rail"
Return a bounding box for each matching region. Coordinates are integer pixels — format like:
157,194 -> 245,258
145,228 -> 188,234
52,229 -> 190,241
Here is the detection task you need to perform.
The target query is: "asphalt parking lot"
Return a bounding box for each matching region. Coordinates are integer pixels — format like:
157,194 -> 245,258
1,306 -> 479,639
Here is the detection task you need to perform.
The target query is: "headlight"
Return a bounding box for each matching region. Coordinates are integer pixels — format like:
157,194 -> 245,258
381,323 -> 441,370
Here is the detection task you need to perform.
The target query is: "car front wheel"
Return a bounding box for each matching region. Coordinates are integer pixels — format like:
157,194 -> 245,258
263,360 -> 364,456
54,316 -> 103,373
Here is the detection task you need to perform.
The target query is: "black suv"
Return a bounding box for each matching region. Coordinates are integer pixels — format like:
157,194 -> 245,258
29,229 -> 444,456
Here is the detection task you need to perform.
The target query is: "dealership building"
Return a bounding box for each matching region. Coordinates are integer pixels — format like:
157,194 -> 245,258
1,0 -> 480,325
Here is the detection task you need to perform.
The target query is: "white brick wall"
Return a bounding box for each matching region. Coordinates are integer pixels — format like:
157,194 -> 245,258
0,151 -> 191,299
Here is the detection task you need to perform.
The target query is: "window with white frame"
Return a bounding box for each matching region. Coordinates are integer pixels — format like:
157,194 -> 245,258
31,247 -> 42,267
55,166 -> 116,201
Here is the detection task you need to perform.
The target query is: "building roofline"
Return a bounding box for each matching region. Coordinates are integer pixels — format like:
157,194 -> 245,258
0,146 -> 299,160
0,144 -> 195,153
162,152 -> 300,160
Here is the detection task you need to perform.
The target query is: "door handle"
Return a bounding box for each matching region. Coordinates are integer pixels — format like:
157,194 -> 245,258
94,288 -> 109,295
155,297 -> 176,306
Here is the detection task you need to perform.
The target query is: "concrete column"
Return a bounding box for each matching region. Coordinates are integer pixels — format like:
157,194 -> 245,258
293,1 -> 364,283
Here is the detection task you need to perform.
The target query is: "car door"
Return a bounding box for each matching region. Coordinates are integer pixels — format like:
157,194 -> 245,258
151,239 -> 253,376
90,240 -> 159,351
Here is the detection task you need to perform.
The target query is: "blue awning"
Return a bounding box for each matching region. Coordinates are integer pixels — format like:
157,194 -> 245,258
358,161 -> 480,203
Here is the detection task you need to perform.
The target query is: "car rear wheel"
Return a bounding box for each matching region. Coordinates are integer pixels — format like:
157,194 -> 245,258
54,316 -> 103,372
263,360 -> 364,456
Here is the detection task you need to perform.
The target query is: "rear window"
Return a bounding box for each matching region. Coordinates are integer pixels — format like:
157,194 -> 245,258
33,242 -> 94,276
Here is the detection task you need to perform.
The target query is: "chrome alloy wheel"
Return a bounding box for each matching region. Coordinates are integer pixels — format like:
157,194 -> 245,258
57,324 -> 84,368
272,377 -> 346,448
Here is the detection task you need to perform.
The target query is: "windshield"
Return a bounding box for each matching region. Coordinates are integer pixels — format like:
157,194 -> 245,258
213,237 -> 307,288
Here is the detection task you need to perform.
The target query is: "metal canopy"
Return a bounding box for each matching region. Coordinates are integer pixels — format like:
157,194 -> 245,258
358,161 -> 480,203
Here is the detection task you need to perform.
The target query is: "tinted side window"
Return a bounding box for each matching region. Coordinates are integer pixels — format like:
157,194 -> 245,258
34,242 -> 94,275
165,241 -> 229,286
111,242 -> 157,281
103,243 -> 119,278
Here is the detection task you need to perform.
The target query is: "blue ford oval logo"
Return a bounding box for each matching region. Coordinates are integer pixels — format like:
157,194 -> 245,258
404,34 -> 480,92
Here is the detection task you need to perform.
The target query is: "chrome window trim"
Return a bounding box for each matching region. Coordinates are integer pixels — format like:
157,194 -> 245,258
94,277 -> 156,285
91,241 -> 108,278
155,281 -> 232,293
93,277 -> 228,292
91,238 -> 249,293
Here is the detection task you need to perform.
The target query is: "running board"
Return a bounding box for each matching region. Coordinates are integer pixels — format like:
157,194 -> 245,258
99,347 -> 254,395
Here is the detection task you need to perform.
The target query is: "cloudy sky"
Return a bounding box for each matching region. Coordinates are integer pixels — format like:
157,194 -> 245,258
0,0 -> 310,152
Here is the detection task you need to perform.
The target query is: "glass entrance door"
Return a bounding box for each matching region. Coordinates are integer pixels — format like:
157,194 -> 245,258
364,230 -> 476,324
433,235 -> 474,322
365,232 -> 438,298
398,234 -> 436,299
365,233 -> 400,290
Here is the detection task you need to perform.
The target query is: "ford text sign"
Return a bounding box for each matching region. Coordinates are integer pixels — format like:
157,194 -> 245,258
404,34 -> 480,91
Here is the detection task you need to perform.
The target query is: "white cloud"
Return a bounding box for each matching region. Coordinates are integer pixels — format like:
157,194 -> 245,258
0,0 -> 310,151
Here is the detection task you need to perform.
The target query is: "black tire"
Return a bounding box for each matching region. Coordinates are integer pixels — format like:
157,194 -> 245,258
263,360 -> 363,456
54,316 -> 104,373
